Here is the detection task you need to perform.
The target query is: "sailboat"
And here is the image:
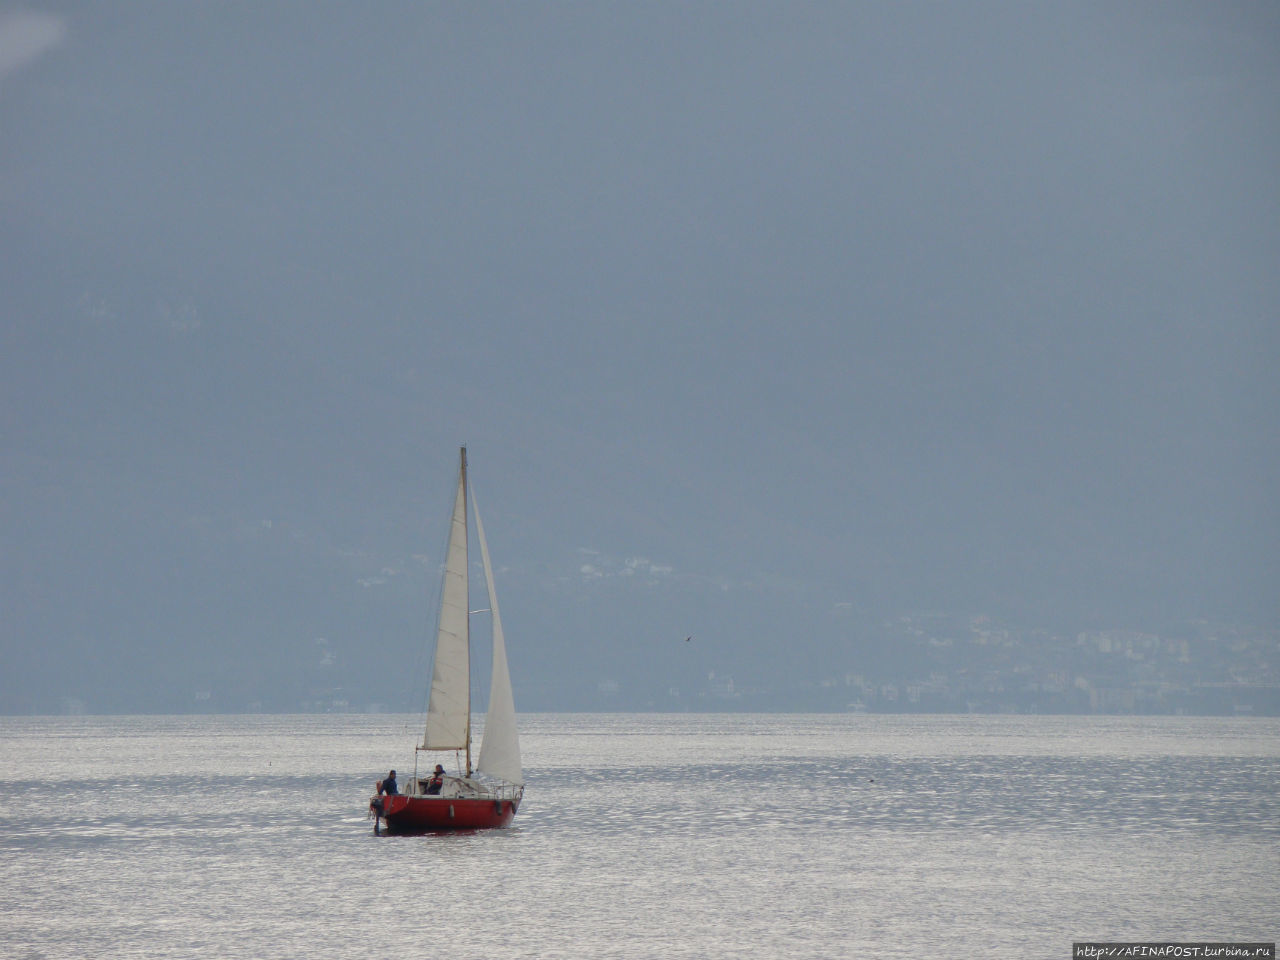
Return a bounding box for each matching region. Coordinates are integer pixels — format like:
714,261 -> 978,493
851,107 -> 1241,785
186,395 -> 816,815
370,447 -> 524,833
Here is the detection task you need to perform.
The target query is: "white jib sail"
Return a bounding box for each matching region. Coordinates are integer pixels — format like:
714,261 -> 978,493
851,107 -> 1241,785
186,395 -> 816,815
422,450 -> 470,751
472,488 -> 523,786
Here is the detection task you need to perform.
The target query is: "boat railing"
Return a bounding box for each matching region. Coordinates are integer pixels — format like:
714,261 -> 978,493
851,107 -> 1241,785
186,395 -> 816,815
487,782 -> 524,801
408,777 -> 523,800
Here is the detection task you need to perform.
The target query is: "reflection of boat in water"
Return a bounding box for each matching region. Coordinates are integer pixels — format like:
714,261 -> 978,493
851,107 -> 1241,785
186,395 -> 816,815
370,447 -> 523,834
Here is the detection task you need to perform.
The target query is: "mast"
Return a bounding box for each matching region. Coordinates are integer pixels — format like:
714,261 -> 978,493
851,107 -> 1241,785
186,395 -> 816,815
462,446 -> 471,777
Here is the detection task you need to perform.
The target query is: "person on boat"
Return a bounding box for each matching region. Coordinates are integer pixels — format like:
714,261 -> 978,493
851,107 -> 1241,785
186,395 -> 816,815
425,764 -> 445,795
377,769 -> 398,796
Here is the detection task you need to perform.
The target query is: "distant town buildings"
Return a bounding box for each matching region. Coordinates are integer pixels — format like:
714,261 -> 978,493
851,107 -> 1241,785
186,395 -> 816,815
796,615 -> 1279,716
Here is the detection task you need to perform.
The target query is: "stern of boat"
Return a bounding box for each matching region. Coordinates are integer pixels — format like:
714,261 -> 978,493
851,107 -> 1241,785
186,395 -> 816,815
371,782 -> 522,833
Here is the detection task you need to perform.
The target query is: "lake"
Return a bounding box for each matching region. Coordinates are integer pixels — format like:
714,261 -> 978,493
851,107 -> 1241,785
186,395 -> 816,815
1,713 -> 1276,958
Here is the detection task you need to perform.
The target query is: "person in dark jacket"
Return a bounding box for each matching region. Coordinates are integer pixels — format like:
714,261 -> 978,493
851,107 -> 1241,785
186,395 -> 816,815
425,764 -> 445,795
377,770 -> 398,796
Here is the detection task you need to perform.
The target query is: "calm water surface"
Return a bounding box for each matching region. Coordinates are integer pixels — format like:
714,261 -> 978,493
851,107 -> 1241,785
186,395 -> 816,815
1,713 -> 1277,959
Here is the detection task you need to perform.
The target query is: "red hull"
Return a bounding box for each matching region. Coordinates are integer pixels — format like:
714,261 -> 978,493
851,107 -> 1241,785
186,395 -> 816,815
372,793 -> 520,833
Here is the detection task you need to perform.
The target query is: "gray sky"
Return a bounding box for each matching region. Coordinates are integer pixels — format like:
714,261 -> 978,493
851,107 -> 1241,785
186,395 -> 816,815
2,2 -> 1277,711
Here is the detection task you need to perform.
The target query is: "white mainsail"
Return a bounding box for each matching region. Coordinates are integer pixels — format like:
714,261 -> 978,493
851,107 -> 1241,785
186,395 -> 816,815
473,488 -> 523,786
421,449 -> 471,751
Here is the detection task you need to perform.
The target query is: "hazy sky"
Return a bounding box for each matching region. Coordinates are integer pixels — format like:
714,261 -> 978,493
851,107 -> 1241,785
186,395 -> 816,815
2,2 -> 1277,711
